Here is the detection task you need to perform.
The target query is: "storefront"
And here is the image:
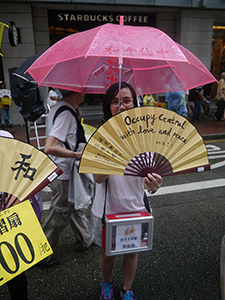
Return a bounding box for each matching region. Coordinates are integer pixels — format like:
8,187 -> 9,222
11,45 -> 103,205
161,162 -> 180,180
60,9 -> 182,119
212,26 -> 225,79
208,11 -> 225,95
48,11 -> 156,45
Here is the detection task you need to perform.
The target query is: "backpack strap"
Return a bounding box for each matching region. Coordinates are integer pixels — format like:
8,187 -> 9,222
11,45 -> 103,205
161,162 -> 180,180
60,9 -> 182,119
102,178 -> 108,227
53,105 -> 86,151
143,192 -> 151,214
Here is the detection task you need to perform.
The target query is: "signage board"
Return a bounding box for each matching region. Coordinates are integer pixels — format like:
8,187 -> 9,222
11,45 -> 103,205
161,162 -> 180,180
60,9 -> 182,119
0,201 -> 53,285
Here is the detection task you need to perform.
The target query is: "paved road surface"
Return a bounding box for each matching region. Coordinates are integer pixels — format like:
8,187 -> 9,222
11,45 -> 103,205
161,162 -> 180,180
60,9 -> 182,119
1,139 -> 225,299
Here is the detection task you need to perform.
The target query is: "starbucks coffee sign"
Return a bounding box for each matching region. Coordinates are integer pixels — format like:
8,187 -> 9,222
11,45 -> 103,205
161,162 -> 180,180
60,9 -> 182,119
48,10 -> 155,30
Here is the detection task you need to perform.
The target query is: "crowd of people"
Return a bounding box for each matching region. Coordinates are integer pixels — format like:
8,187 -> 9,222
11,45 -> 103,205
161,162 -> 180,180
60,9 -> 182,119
1,75 -> 223,134
140,80 -> 223,124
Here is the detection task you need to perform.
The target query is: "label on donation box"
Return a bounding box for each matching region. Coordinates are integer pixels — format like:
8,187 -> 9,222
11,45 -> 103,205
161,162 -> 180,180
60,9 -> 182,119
102,211 -> 154,256
0,200 -> 53,286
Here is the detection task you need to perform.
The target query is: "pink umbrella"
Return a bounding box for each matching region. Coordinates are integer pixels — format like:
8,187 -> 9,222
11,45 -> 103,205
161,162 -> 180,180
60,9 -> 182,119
26,20 -> 216,95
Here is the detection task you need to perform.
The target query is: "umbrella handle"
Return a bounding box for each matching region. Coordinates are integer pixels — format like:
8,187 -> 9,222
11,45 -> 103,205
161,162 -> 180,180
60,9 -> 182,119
118,14 -> 124,113
118,57 -> 123,113
120,16 -> 124,25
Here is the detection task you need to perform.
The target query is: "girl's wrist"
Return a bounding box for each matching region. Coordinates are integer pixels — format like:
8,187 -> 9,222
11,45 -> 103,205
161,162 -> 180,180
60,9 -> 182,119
148,190 -> 157,194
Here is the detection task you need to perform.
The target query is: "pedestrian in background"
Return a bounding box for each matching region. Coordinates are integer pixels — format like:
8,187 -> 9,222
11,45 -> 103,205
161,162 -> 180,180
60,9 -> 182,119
142,93 -> 156,106
47,87 -> 62,109
202,82 -> 213,119
191,86 -> 208,122
213,72 -> 225,121
40,89 -> 93,268
165,90 -> 188,117
0,81 -> 13,129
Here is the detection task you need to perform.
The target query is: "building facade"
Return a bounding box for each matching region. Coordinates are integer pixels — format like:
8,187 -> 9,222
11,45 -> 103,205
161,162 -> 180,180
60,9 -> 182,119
0,0 -> 225,124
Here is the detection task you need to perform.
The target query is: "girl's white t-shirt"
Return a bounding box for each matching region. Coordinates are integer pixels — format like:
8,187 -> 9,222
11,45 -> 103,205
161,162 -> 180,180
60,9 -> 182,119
92,175 -> 145,218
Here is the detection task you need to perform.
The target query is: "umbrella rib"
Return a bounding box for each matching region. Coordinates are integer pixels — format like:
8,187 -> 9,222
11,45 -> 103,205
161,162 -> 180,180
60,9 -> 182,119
165,60 -> 186,90
12,73 -> 29,82
40,82 -> 105,89
37,63 -> 60,86
27,56 -> 86,84
128,58 -> 138,94
84,26 -> 105,58
133,64 -> 175,71
167,59 -> 215,90
83,56 -> 102,93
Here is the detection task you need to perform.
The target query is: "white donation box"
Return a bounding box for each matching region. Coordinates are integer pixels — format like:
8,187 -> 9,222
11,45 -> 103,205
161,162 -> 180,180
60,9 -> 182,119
102,211 -> 154,256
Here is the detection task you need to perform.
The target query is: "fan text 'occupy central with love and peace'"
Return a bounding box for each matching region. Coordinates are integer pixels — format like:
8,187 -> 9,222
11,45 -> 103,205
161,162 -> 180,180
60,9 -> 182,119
121,113 -> 187,144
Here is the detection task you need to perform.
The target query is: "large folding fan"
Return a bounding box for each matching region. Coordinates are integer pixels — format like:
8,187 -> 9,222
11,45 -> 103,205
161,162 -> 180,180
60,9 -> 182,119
79,106 -> 210,177
0,137 -> 62,210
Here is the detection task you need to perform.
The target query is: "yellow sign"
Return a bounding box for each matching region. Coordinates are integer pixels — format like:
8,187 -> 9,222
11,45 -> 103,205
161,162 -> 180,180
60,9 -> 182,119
0,201 -> 53,286
1,97 -> 11,106
0,22 -> 9,56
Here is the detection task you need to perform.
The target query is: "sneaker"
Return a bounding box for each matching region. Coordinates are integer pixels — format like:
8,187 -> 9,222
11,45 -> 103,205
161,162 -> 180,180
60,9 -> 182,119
100,282 -> 114,300
120,289 -> 136,300
202,114 -> 208,119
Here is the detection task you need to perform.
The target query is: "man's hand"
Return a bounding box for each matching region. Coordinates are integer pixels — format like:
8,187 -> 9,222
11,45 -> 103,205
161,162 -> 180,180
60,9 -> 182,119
74,147 -> 84,160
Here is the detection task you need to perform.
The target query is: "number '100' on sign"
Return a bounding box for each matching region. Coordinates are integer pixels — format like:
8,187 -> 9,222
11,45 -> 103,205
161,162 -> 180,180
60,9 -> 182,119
0,200 -> 53,285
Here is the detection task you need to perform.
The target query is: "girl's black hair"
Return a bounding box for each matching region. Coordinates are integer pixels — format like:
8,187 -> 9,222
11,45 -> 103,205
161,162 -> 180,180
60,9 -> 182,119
103,82 -> 137,121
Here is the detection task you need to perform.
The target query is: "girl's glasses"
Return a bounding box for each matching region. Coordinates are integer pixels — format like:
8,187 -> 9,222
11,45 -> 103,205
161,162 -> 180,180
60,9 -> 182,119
110,99 -> 134,108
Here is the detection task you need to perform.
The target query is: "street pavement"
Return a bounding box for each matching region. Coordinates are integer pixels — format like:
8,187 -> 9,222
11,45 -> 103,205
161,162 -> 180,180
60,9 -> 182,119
1,102 -> 225,299
2,168 -> 225,299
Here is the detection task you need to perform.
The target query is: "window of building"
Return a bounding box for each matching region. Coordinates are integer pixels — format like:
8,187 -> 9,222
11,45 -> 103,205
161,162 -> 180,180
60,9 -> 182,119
211,13 -> 225,80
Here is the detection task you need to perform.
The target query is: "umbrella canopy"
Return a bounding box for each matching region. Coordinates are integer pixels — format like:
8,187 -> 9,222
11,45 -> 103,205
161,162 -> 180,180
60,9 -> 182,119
12,54 -> 41,85
9,54 -> 42,105
8,55 -> 46,127
27,22 -> 216,95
